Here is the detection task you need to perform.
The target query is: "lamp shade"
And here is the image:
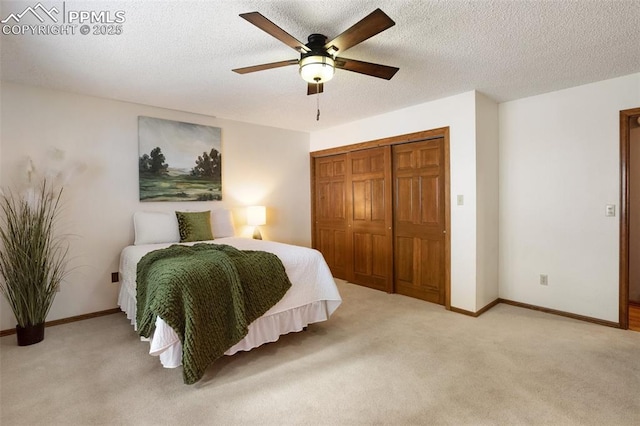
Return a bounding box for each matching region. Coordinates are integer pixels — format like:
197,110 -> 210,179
299,55 -> 335,84
247,205 -> 266,226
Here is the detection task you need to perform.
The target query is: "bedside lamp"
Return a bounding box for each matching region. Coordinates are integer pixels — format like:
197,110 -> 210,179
247,205 -> 266,240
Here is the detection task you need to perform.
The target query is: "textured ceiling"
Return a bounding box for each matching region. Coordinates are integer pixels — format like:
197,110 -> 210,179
2,0 -> 639,132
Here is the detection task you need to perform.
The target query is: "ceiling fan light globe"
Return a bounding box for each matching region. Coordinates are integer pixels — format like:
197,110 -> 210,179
299,55 -> 335,84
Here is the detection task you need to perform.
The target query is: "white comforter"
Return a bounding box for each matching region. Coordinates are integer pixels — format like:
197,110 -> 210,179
118,237 -> 342,368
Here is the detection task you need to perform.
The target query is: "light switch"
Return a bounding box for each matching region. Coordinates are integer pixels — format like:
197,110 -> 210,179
605,204 -> 616,217
457,195 -> 464,206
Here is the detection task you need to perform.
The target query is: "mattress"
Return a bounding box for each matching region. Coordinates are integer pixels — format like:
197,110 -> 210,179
118,237 -> 342,368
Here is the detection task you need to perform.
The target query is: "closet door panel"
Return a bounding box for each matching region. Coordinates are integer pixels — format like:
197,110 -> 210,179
395,236 -> 415,284
352,180 -> 368,220
352,232 -> 372,275
347,147 -> 393,291
316,228 -> 347,275
420,175 -> 441,225
420,238 -> 443,293
393,139 -> 446,304
314,155 -> 348,279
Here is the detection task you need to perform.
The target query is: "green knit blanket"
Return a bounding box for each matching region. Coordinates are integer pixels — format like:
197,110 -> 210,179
136,243 -> 292,384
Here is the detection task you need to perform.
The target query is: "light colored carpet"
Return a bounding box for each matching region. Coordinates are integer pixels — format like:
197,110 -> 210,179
1,280 -> 639,425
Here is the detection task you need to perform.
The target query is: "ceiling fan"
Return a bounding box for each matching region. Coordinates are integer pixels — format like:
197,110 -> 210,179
232,9 -> 399,96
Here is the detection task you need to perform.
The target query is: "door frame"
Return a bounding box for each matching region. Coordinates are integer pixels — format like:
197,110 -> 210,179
619,107 -> 640,329
311,127 -> 451,309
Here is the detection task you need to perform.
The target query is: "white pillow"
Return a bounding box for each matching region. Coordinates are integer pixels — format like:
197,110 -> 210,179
133,211 -> 180,245
211,209 -> 236,238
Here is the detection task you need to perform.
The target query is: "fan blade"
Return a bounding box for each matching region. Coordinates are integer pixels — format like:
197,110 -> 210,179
233,59 -> 298,74
307,82 -> 324,95
324,9 -> 395,54
335,57 -> 399,80
240,12 -> 310,53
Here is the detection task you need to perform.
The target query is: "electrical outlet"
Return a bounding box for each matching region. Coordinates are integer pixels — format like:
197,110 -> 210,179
111,272 -> 119,283
539,274 -> 548,286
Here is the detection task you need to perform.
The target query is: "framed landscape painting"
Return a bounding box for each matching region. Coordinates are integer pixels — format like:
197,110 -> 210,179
138,116 -> 222,201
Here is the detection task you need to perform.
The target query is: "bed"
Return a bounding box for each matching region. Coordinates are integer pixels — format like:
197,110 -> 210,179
117,210 -> 342,383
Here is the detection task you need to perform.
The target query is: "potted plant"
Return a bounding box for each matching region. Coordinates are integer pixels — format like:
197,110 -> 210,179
0,177 -> 70,346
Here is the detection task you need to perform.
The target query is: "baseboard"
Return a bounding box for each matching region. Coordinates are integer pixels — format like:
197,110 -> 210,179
449,298 -> 620,329
498,299 -> 620,329
0,308 -> 122,337
449,298 -> 500,317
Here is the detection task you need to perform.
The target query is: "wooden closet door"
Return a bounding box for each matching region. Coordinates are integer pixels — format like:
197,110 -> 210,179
314,155 -> 348,279
393,139 -> 446,304
347,147 -> 393,292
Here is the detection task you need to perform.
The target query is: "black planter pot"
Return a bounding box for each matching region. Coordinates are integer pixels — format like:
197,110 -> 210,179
16,323 -> 45,346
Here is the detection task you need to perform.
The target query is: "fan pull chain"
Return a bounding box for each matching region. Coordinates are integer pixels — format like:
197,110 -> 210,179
316,80 -> 320,121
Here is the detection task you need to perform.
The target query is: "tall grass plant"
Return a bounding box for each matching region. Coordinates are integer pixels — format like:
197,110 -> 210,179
0,180 -> 69,327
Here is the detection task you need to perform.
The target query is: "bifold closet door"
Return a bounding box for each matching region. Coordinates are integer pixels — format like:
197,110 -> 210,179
314,154 -> 348,279
346,147 -> 393,292
393,139 -> 446,304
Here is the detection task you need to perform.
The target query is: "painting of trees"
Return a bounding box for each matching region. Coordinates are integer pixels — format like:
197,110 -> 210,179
191,148 -> 221,180
138,116 -> 222,201
139,147 -> 169,175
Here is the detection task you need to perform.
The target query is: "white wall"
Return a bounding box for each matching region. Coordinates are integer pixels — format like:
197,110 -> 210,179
0,82 -> 310,330
475,93 -> 499,309
310,91 -> 482,312
499,73 -> 640,322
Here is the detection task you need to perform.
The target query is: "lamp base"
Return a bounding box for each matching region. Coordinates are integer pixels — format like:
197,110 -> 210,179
253,227 -> 262,240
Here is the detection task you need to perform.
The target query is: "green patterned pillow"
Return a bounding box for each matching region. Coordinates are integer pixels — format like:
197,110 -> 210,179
175,211 -> 214,242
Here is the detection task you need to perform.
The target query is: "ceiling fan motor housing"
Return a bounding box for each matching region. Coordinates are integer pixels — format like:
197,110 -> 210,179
305,34 -> 329,50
